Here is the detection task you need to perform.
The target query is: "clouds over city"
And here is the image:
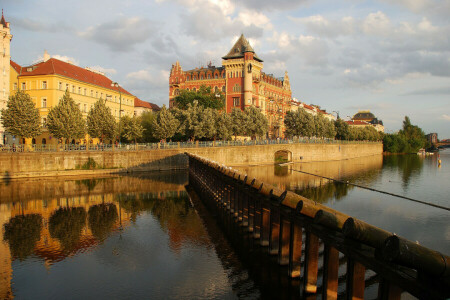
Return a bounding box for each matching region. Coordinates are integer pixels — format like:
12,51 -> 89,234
4,0 -> 450,136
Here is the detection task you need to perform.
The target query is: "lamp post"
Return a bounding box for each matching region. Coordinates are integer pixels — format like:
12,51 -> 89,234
333,110 -> 340,119
111,82 -> 122,145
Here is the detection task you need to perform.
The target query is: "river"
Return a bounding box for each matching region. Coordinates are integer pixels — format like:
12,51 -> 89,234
0,150 -> 448,299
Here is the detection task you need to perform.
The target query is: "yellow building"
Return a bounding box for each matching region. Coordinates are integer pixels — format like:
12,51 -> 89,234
0,12 -> 12,145
9,52 -> 135,145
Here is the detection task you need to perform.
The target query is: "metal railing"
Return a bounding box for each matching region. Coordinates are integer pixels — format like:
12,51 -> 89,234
0,138 -> 381,153
186,153 -> 450,299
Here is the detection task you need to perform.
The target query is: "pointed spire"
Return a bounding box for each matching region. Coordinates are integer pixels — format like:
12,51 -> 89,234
222,34 -> 263,62
0,9 -> 7,28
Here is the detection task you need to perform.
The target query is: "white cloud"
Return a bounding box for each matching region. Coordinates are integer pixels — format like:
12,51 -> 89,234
86,65 -> 117,75
32,54 -> 79,65
440,114 -> 450,121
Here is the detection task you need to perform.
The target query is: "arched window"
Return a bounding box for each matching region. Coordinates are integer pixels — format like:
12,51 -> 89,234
214,86 -> 219,93
193,88 -> 197,92
200,75 -> 204,80
42,138 -> 46,145
186,88 -> 190,91
222,86 -> 226,92
174,89 -> 180,96
208,74 -> 211,79
215,74 -> 218,79
32,138 -> 36,145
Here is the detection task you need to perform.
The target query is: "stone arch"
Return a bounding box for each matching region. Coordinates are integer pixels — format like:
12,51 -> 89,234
274,150 -> 292,163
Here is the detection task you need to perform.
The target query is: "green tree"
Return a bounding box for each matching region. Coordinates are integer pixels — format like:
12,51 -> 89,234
140,111 -> 156,142
152,105 -> 179,141
121,115 -> 145,144
216,112 -> 232,140
244,106 -> 268,139
203,108 -> 218,140
174,85 -> 224,109
87,98 -> 117,143
1,90 -> 41,139
283,109 -> 314,138
334,119 -> 350,140
230,108 -> 248,140
47,90 -> 85,143
182,102 -> 206,141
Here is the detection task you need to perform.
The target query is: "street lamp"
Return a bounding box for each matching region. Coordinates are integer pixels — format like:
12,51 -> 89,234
111,82 -> 122,145
332,111 -> 340,119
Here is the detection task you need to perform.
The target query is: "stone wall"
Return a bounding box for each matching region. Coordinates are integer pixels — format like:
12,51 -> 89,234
0,143 -> 382,179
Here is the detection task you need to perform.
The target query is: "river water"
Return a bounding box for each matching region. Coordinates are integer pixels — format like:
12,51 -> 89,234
0,150 -> 448,299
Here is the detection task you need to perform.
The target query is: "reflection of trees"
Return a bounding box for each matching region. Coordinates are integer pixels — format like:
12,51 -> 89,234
383,155 -> 423,189
274,165 -> 289,177
75,179 -> 102,191
49,207 -> 87,251
3,214 -> 43,260
294,181 -> 352,204
88,204 -> 118,241
117,194 -> 155,223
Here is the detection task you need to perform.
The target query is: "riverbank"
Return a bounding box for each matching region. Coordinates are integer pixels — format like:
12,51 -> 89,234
0,142 -> 382,179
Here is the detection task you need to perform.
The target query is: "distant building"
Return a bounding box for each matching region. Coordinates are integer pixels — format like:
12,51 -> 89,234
0,12 -> 12,145
426,133 -> 438,144
134,97 -> 160,116
10,52 -> 136,145
290,99 -> 336,121
169,34 -> 292,138
347,110 -> 384,132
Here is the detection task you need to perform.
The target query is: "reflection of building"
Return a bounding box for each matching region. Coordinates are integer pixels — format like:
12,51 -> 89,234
9,52 -> 137,145
425,133 -> 438,144
169,34 -> 292,138
346,110 -> 384,132
134,97 -> 160,116
0,12 -> 12,145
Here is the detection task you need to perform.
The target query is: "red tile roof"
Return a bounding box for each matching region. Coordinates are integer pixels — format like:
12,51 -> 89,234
10,60 -> 22,74
345,120 -> 369,126
14,58 -> 133,96
134,97 -> 160,111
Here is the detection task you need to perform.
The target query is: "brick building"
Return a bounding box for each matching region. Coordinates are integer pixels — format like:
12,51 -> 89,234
169,34 -> 292,137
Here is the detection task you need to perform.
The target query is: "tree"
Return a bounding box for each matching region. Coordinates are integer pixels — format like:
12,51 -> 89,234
121,116 -> 145,144
283,109 -> 314,138
334,119 -> 350,140
244,106 -> 268,139
87,98 -> 117,143
216,112 -> 232,140
1,90 -> 41,139
230,108 -> 248,140
140,111 -> 156,142
152,105 -> 179,141
174,85 -> 224,109
182,102 -> 206,140
383,116 -> 426,153
203,108 -> 218,140
47,90 -> 85,143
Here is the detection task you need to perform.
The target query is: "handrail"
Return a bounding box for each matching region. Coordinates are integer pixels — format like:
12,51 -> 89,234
0,138 -> 381,153
186,152 -> 450,299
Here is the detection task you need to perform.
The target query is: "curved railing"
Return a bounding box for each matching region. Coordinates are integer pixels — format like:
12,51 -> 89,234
186,153 -> 450,299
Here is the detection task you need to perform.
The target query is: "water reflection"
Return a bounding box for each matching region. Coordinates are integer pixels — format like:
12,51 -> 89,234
383,154 -> 423,189
3,214 -> 43,260
49,207 -> 86,251
88,203 -> 118,242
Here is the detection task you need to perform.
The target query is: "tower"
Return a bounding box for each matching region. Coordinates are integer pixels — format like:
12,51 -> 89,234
0,10 -> 12,145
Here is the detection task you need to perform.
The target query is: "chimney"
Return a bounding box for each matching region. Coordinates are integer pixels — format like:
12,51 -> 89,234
43,50 -> 50,62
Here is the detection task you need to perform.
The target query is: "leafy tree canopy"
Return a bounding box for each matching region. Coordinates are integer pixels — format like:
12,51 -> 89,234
47,90 -> 86,141
173,85 -> 224,109
152,105 -> 179,141
1,90 -> 41,138
244,106 -> 268,139
87,98 -> 117,142
121,115 -> 145,144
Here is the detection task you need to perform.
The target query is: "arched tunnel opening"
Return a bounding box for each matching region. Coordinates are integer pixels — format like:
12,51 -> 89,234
274,150 -> 292,164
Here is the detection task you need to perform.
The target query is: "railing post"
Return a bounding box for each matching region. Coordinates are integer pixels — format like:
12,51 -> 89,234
378,279 -> 402,300
346,258 -> 365,300
288,222 -> 302,278
269,205 -> 280,255
278,215 -> 290,265
322,244 -> 339,300
303,231 -> 320,294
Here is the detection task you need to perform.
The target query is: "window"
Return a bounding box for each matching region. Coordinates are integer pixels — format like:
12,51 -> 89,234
90,90 -> 93,97
59,82 -> 62,90
42,117 -> 47,128
200,75 -> 204,80
42,81 -> 47,89
215,74 -> 218,79
72,85 -> 75,93
13,83 -> 17,90
96,91 -> 98,98
193,88 -> 196,92
83,104 -> 87,113
214,86 -> 219,93
101,93 -> 103,99
21,82 -> 26,90
84,88 -> 87,95
232,84 -> 241,92
115,96 -> 117,102
233,97 -> 240,106
222,86 -> 225,92
208,74 -> 211,79
174,89 -> 180,96
41,98 -> 47,108
66,83 -> 69,91
186,88 -> 189,91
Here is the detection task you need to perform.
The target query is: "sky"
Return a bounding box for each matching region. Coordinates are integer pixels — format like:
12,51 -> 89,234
2,0 -> 450,137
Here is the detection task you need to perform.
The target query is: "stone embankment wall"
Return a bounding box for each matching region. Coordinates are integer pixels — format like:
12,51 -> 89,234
0,143 -> 382,179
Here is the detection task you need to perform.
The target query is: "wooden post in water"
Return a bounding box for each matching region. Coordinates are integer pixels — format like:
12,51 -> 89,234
303,231 -> 320,294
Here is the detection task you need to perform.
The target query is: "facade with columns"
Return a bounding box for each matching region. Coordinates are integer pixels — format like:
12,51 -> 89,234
0,12 -> 12,145
169,34 -> 292,138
